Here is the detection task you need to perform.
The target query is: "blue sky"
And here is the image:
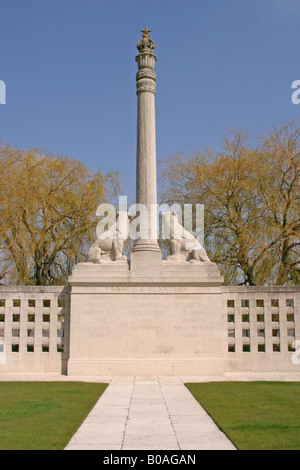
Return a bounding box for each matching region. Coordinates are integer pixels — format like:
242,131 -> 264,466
1,0 -> 299,203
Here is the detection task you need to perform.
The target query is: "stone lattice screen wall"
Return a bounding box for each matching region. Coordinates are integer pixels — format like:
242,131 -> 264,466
0,285 -> 299,375
223,286 -> 300,372
0,286 -> 70,374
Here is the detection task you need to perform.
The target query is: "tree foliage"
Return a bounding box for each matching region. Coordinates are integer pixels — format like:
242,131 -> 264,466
160,121 -> 300,285
0,141 -> 120,285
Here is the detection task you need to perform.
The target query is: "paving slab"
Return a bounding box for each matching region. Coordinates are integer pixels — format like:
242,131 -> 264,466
65,376 -> 236,450
181,372 -> 300,383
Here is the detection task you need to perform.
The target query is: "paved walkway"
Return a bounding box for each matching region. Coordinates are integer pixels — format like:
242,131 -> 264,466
64,376 -> 236,450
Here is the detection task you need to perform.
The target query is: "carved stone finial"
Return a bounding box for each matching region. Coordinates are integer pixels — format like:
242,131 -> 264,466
141,27 -> 151,38
137,27 -> 156,54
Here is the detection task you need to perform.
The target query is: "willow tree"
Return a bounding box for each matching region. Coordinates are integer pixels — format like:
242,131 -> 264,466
160,121 -> 300,286
257,122 -> 300,284
0,141 -> 120,285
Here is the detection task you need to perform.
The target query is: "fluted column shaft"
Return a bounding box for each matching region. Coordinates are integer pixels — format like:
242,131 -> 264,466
133,30 -> 160,253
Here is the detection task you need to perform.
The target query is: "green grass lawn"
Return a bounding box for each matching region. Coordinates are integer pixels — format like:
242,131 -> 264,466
186,381 -> 300,450
0,381 -> 108,450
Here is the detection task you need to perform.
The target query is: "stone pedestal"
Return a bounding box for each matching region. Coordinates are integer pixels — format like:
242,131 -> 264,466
67,260 -> 225,376
130,250 -> 162,277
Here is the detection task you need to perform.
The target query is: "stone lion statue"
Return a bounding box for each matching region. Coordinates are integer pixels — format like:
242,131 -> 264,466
162,211 -> 211,263
85,211 -> 131,264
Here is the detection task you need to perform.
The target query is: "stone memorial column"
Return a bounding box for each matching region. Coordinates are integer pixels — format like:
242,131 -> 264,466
131,28 -> 162,271
66,28 -> 226,377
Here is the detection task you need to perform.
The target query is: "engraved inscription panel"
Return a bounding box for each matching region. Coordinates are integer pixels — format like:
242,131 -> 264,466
70,292 -> 223,359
